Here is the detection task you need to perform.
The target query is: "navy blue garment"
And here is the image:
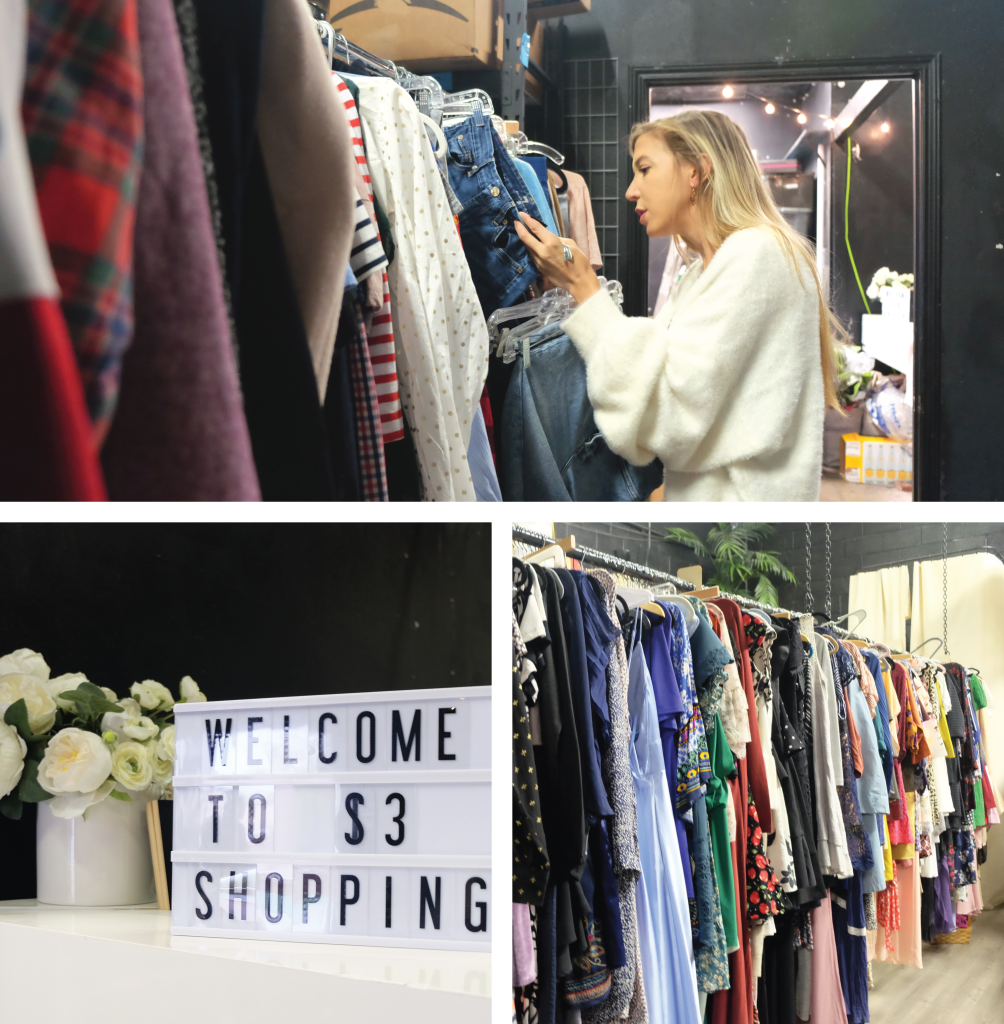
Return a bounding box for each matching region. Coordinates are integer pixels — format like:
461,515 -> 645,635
537,884 -> 559,1024
500,323 -> 664,501
555,568 -> 614,820
590,818 -> 627,969
444,107 -> 544,317
572,573 -> 618,752
863,650 -> 895,793
831,873 -> 870,1024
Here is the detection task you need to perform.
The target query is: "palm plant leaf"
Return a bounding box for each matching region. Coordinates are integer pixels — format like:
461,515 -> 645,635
664,528 -> 709,559
747,549 -> 798,583
707,524 -> 749,563
754,574 -> 780,607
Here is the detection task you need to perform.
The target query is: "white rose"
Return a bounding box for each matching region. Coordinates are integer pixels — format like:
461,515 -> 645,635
37,728 -> 113,795
99,687 -> 119,703
0,719 -> 27,798
179,676 -> 206,703
45,671 -> 90,711
123,716 -> 158,741
0,674 -> 57,735
156,724 -> 175,763
47,779 -> 116,819
146,739 -> 173,786
0,649 -> 50,681
110,740 -> 153,791
101,697 -> 143,741
130,680 -> 175,711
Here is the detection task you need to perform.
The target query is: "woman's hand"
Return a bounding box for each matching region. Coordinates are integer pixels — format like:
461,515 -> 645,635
513,213 -> 602,305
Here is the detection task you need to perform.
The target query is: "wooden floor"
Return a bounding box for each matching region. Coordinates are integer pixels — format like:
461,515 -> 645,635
869,906 -> 1004,1023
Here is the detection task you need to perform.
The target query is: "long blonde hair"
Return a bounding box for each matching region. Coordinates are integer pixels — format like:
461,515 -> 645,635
630,109 -> 845,408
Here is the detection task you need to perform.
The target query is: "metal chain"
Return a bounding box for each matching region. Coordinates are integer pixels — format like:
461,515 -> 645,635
805,523 -> 813,612
825,522 -> 833,621
942,522 -> 951,660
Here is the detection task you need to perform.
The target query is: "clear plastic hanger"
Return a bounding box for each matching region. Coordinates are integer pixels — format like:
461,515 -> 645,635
396,67 -> 446,124
489,278 -> 623,361
441,89 -> 495,121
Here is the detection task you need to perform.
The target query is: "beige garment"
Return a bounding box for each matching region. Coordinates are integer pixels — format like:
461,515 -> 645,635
553,169 -> 603,271
876,855 -> 923,968
257,0 -> 356,400
847,564 -> 911,652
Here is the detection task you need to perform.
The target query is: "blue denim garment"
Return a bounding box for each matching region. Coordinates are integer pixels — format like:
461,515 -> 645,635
444,108 -> 544,316
515,157 -> 559,236
468,404 -> 501,501
499,323 -> 664,500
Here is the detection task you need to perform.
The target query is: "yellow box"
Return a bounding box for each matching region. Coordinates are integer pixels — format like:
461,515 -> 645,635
840,433 -> 913,486
329,0 -> 501,71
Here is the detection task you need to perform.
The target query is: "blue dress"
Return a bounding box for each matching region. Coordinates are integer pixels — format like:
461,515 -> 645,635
626,614 -> 702,1024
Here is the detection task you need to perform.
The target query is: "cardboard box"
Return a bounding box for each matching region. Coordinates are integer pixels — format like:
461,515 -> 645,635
328,0 -> 502,71
840,433 -> 912,486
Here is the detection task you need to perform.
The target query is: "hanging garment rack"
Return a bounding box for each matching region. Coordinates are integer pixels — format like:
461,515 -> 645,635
511,525 -> 914,656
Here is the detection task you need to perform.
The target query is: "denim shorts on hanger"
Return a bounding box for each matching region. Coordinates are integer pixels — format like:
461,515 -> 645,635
499,323 -> 664,501
444,108 -> 545,316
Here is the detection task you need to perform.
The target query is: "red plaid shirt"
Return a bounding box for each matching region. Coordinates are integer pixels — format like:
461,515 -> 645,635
22,0 -> 144,444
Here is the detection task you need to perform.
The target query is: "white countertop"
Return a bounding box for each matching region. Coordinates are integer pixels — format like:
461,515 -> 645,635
0,900 -> 490,1021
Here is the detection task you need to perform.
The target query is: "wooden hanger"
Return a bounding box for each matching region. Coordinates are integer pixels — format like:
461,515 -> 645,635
690,585 -> 720,599
640,601 -> 667,618
524,543 -> 566,568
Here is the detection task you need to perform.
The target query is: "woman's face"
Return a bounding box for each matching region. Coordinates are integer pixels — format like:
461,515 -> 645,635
625,132 -> 698,238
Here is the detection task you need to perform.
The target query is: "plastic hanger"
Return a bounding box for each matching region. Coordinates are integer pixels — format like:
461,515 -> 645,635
489,278 -> 624,360
911,637 -> 944,658
420,114 -> 448,172
523,543 -> 566,569
616,585 -> 655,610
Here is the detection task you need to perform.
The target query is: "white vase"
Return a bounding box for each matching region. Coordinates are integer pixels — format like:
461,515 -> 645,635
36,793 -> 157,906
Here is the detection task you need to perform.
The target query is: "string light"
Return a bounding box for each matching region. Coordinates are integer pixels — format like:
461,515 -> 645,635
880,122 -> 890,133
722,85 -> 734,98
797,112 -> 807,124
764,103 -> 775,114
824,118 -> 836,129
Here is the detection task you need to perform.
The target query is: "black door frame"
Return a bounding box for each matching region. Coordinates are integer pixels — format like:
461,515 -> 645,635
626,56 -> 941,502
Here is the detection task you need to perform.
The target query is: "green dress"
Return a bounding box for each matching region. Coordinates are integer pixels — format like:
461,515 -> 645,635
706,713 -> 738,950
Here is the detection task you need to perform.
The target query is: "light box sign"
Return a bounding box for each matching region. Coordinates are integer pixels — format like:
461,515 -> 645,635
171,687 -> 491,951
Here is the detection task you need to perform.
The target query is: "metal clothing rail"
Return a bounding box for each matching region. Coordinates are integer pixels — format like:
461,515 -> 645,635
511,525 -> 910,655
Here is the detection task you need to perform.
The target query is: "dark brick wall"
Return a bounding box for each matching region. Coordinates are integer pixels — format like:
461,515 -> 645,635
552,521 -> 1004,642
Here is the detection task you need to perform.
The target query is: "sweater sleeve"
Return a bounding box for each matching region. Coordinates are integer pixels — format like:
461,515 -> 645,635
562,228 -> 819,471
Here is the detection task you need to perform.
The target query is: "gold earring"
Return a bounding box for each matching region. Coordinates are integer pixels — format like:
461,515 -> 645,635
690,186 -> 697,205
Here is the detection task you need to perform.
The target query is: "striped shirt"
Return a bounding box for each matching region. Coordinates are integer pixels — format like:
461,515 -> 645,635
332,72 -> 404,443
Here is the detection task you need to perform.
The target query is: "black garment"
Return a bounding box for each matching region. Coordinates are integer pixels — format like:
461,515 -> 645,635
385,430 -> 422,500
771,617 -> 825,907
759,911 -> 797,1024
191,2 -> 336,499
191,0 -> 264,309
324,298 -> 362,500
235,145 -> 337,498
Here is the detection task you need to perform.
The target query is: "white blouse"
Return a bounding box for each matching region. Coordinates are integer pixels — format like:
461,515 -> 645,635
353,77 -> 489,501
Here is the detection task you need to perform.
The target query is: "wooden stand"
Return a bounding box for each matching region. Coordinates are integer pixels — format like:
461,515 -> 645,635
146,800 -> 170,911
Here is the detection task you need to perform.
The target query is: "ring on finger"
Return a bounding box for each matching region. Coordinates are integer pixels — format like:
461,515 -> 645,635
562,243 -> 574,263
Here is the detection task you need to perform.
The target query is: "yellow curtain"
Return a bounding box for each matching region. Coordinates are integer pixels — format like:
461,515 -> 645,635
847,564 -> 911,651
911,552 -> 1004,908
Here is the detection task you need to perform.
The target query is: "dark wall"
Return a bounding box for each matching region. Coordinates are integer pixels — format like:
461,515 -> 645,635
553,520 -> 1004,640
831,82 -> 916,345
558,0 -> 1004,499
0,522 -> 490,900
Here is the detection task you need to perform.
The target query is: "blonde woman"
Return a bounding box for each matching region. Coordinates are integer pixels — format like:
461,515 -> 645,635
513,109 -> 843,502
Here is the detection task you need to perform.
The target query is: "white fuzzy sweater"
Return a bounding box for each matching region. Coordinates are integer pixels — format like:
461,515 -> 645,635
562,226 -> 824,501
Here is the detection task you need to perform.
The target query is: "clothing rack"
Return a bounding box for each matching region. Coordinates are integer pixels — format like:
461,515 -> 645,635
512,525 -> 912,655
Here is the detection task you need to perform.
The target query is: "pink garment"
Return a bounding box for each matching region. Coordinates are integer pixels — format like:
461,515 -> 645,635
557,170 -> 604,271
513,902 -> 536,986
876,856 -> 922,968
101,0 -> 260,500
887,762 -> 913,843
799,892 -> 848,1024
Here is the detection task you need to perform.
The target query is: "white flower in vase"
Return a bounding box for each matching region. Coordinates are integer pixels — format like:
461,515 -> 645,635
156,723 -> 175,763
0,717 -> 27,798
110,740 -> 154,791
179,676 -> 207,703
45,671 -> 91,711
101,697 -> 157,741
0,674 -> 56,735
130,679 -> 175,712
37,728 -> 115,818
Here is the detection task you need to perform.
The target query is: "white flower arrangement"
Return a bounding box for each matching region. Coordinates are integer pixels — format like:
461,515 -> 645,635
0,649 -> 206,820
866,266 -> 915,300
